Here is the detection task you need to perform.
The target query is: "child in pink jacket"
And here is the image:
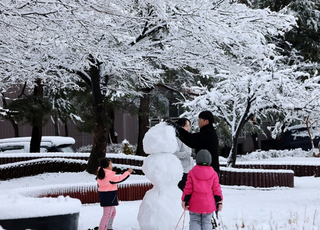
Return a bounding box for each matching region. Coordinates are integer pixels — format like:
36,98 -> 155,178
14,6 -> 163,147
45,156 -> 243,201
182,149 -> 223,230
96,158 -> 133,230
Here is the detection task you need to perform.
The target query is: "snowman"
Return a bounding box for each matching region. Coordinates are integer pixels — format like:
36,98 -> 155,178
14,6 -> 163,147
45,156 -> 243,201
137,122 -> 184,230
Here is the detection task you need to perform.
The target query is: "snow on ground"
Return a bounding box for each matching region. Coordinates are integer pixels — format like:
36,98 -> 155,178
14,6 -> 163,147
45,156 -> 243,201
78,176 -> 320,230
1,153 -> 320,229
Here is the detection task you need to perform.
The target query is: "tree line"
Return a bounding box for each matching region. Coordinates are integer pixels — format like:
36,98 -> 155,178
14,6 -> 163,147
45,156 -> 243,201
0,0 -> 319,172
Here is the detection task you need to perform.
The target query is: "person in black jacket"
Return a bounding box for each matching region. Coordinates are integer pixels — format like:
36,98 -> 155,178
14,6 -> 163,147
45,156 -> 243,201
167,111 -> 220,175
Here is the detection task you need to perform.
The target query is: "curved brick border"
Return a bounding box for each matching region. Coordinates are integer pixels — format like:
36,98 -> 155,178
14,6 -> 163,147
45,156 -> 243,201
0,158 -> 88,180
219,167 -> 294,188
220,162 -> 320,177
34,183 -> 153,203
0,153 -> 144,166
0,154 -> 305,189
0,154 -> 89,165
0,158 -> 144,181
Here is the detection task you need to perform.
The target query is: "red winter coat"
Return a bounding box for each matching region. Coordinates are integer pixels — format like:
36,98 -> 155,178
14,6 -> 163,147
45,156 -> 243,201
182,165 -> 223,214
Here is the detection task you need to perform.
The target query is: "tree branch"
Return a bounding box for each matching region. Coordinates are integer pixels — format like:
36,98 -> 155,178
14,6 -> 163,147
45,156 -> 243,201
59,65 -> 91,87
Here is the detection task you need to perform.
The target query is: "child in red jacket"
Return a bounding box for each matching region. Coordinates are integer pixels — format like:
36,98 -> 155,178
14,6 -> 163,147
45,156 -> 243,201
182,149 -> 223,230
96,158 -> 133,230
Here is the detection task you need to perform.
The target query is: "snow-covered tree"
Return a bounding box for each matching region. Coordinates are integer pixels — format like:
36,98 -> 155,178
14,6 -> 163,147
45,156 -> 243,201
241,0 -> 320,155
0,0 -> 161,170
269,72 -> 320,157
0,0 -> 84,151
242,0 -> 320,64
172,1 -> 320,166
0,0 -> 301,170
183,64 -> 320,166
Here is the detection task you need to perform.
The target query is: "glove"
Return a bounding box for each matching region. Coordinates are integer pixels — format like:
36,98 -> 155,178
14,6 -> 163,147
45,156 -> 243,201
216,202 -> 223,212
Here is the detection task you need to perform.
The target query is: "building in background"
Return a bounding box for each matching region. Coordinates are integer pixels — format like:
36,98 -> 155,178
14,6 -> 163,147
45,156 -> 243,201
0,111 -> 138,150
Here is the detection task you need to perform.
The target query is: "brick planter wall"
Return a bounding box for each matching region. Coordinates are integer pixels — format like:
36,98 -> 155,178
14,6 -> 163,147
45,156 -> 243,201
34,183 -> 153,203
220,161 -> 320,177
0,158 -> 87,180
0,153 -> 145,166
0,154 -> 89,165
1,154 -> 314,189
0,153 -> 146,180
219,167 -> 294,188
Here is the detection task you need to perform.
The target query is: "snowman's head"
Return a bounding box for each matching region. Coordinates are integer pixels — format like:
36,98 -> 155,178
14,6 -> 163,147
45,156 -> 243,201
143,122 -> 179,154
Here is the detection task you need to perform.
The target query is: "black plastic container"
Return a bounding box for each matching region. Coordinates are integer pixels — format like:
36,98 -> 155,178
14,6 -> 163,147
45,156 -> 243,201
0,212 -> 79,230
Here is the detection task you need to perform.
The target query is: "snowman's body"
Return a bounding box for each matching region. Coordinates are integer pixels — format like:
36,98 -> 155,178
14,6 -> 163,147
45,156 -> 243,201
138,122 -> 184,230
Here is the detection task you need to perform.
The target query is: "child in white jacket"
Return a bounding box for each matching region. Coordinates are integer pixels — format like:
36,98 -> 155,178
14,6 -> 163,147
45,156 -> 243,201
173,118 -> 194,191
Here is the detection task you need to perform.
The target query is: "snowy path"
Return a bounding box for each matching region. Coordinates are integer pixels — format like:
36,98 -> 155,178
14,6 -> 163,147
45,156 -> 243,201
1,171 -> 319,230
78,176 -> 320,230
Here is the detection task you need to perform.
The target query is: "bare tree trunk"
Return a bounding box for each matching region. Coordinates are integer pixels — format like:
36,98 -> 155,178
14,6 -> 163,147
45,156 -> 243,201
30,79 -> 43,153
227,97 -> 254,167
30,125 -> 42,152
87,99 -> 108,174
53,115 -> 60,136
227,136 -> 238,167
251,133 -> 259,151
107,106 -> 117,144
2,94 -> 20,137
307,114 -> 320,157
11,121 -> 19,137
64,123 -> 69,136
136,90 -> 152,156
86,60 -> 108,174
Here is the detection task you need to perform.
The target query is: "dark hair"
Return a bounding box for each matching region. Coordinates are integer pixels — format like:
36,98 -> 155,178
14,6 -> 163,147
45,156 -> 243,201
175,118 -> 191,127
96,158 -> 111,180
198,111 -> 214,124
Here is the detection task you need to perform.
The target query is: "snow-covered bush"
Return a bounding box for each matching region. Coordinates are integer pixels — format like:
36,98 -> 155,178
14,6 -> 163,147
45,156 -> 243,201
76,145 -> 92,153
122,140 -> 135,155
236,149 -> 314,161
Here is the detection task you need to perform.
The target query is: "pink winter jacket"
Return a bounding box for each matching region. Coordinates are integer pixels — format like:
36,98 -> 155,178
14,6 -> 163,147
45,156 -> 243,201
182,165 -> 223,214
97,168 -> 131,192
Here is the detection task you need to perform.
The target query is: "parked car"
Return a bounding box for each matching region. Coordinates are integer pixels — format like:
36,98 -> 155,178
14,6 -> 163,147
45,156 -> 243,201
0,136 -> 76,153
278,126 -> 320,151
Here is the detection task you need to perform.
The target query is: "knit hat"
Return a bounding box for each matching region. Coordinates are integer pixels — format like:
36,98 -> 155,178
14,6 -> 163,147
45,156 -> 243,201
198,111 -> 214,124
196,149 -> 212,166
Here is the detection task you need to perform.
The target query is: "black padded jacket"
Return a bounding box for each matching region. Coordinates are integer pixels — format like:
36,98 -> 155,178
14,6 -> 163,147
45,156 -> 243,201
177,124 -> 220,174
